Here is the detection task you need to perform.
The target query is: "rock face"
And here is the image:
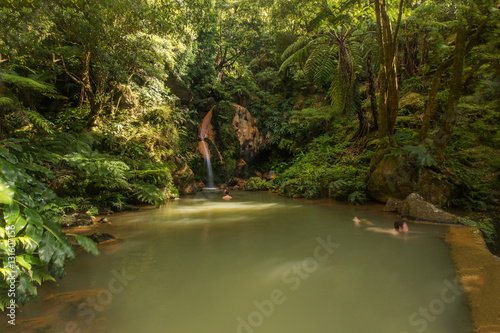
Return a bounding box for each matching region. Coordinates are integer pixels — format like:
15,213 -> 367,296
195,103 -> 264,178
367,154 -> 413,202
383,197 -> 403,212
387,193 -> 459,224
367,153 -> 458,206
170,156 -> 200,195
232,103 -> 264,169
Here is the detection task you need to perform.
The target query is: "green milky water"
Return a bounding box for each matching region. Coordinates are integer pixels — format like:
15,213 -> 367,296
18,191 -> 472,333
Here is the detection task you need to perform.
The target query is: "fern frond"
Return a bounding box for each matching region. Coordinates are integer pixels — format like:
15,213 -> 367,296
328,70 -> 346,114
0,96 -> 15,108
304,43 -> 330,82
31,267 -> 56,285
281,36 -> 311,62
132,182 -> 166,206
279,46 -> 309,72
0,71 -> 56,94
22,109 -> 54,134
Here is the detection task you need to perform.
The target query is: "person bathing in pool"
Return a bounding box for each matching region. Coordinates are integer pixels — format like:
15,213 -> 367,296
393,219 -> 409,233
222,189 -> 232,200
354,216 -> 410,235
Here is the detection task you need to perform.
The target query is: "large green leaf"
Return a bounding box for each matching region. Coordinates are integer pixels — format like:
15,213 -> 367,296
30,267 -> 55,285
38,232 -> 56,264
17,274 -> 37,303
3,202 -> 27,235
25,224 -> 43,254
3,201 -> 20,224
0,181 -> 14,205
24,207 -> 43,228
74,235 -> 100,256
16,255 -> 32,271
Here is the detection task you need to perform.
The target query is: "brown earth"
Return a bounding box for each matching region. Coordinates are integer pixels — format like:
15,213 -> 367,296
445,225 -> 500,333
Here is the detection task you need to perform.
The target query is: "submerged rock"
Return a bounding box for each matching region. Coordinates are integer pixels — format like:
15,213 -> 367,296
400,193 -> 459,224
90,232 -> 116,244
98,217 -> 110,224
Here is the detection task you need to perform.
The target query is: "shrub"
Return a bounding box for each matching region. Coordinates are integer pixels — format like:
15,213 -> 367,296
245,177 -> 272,191
0,142 -> 99,310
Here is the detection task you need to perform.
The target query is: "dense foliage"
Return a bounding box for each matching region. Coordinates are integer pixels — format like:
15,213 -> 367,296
1,0 -> 499,307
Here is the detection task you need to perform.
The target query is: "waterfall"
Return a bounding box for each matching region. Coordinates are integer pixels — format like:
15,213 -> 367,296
199,107 -> 216,189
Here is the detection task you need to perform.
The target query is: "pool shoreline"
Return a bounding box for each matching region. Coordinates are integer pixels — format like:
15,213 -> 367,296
445,225 -> 500,333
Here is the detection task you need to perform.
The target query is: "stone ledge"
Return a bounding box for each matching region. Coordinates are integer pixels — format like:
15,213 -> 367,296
445,225 -> 500,333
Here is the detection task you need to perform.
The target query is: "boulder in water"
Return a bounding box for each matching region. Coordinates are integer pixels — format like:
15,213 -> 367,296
383,197 -> 403,212
400,193 -> 459,224
90,232 -> 116,244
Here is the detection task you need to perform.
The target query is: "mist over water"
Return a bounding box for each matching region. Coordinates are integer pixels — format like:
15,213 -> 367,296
18,192 -> 472,333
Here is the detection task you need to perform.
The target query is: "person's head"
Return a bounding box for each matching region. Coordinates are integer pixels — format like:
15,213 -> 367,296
394,220 -> 408,232
224,189 -> 230,195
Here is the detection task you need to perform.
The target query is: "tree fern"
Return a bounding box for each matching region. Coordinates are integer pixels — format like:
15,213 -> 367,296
281,36 -> 311,63
0,71 -> 56,95
132,182 -> 166,207
21,108 -> 54,135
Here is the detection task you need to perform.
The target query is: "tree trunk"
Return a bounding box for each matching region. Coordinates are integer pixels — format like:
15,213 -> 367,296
419,59 -> 448,142
367,51 -> 378,130
374,0 -> 403,139
81,49 -> 102,128
433,19 -> 467,163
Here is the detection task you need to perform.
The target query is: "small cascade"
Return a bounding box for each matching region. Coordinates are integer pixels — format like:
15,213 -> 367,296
199,107 -> 216,189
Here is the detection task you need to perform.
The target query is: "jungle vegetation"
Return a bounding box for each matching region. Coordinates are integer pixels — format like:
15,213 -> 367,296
1,0 -> 499,307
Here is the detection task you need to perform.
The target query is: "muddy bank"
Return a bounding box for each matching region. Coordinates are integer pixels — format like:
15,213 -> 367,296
445,226 -> 500,333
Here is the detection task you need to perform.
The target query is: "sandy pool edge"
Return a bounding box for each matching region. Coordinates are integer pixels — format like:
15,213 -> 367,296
445,225 -> 500,333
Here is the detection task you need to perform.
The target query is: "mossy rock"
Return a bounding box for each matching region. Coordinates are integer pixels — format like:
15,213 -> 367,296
367,152 -> 460,206
398,92 -> 425,114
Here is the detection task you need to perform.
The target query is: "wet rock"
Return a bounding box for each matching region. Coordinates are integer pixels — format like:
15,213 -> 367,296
384,197 -> 403,212
90,232 -> 116,244
62,213 -> 93,227
98,217 -> 110,224
98,207 -> 114,215
232,103 -> 264,167
126,205 -> 140,211
400,193 -> 459,224
170,156 -> 200,195
179,179 -> 201,195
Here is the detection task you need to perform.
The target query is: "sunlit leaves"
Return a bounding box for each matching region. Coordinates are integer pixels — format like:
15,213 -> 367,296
0,143 -> 99,309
